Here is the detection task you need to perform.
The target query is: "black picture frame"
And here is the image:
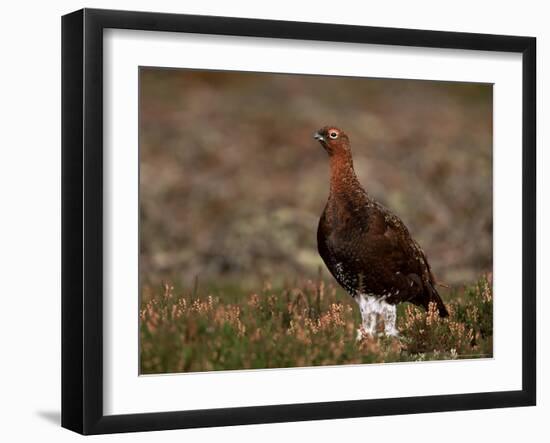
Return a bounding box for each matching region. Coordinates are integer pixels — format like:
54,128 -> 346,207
62,8 -> 536,435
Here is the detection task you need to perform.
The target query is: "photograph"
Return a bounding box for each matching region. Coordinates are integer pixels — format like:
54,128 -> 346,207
138,68 -> 493,375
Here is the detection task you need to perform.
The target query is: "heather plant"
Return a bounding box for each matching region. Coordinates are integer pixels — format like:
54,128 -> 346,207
140,275 -> 493,374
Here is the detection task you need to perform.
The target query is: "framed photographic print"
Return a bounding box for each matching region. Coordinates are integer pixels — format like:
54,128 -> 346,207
61,8 -> 536,435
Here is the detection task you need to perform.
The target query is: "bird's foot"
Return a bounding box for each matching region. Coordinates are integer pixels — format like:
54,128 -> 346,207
356,326 -> 375,341
382,328 -> 400,338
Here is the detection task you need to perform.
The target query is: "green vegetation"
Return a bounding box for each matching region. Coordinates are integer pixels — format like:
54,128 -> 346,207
140,274 -> 492,374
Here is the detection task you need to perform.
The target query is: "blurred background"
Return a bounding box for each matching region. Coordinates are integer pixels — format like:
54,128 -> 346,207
139,68 -> 492,292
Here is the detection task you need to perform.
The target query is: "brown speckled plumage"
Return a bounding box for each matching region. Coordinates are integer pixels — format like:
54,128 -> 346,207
315,126 -> 449,319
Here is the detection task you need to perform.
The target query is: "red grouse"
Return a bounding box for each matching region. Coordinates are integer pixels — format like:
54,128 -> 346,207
314,126 -> 448,339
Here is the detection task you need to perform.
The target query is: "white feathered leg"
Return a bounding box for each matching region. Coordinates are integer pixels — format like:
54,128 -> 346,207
381,301 -> 399,337
355,294 -> 378,340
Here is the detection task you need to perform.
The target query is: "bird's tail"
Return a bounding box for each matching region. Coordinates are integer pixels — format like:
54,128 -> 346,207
426,282 -> 449,318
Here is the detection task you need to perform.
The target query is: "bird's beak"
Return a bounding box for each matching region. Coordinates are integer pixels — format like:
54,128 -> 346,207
313,132 -> 325,142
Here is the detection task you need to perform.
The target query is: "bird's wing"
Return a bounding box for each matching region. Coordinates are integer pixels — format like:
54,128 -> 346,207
362,203 -> 447,314
353,203 -> 431,302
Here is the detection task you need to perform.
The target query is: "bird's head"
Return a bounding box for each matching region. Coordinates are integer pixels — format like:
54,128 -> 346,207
313,126 -> 351,156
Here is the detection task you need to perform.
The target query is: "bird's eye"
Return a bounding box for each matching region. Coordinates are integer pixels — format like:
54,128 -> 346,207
329,131 -> 338,139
